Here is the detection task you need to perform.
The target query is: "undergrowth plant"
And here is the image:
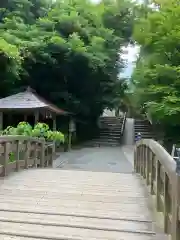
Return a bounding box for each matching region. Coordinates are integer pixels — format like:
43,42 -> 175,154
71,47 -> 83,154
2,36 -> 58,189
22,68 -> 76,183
2,122 -> 65,143
2,122 -> 65,163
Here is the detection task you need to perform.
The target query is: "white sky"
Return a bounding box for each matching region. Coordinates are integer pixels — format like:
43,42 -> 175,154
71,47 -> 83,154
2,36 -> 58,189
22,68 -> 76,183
122,45 -> 139,62
121,45 -> 139,77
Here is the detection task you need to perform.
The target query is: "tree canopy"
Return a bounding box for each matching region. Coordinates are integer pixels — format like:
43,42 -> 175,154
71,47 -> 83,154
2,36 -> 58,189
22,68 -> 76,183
0,0 -> 133,121
131,0 -> 180,140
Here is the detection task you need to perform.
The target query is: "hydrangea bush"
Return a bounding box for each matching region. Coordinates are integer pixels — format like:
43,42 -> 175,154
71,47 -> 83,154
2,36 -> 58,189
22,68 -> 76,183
2,122 -> 65,143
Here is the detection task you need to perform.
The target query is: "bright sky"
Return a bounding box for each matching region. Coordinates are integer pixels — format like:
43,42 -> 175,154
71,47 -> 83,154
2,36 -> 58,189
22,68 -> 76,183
122,45 -> 139,63
121,45 -> 139,78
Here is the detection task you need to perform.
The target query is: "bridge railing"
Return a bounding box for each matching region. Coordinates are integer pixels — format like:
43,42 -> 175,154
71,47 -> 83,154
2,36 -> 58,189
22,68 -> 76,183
0,136 -> 53,177
134,139 -> 180,240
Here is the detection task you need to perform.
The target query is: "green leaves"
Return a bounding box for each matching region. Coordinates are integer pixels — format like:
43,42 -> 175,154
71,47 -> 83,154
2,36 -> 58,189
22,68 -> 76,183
2,122 -> 65,143
132,0 -> 180,133
0,0 -> 134,121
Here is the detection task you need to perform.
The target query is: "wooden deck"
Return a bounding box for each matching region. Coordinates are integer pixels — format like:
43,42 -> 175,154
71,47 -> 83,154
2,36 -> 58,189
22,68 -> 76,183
0,168 -> 161,239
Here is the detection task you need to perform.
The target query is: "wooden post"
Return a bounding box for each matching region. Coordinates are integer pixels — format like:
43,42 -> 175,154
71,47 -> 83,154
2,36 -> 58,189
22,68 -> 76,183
53,115 -> 56,131
146,147 -> 150,185
156,159 -> 161,212
163,173 -> 169,233
40,140 -> 45,168
32,142 -> 37,168
2,141 -> 10,177
134,147 -> 137,172
150,154 -> 155,195
52,115 -> 56,154
143,145 -> 146,179
49,145 -> 53,167
34,111 -> 39,124
24,140 -> 30,169
24,114 -> 28,121
171,162 -> 180,240
137,146 -> 141,173
0,112 -> 3,130
15,140 -> 20,172
68,118 -> 74,151
140,145 -> 144,176
7,113 -> 12,126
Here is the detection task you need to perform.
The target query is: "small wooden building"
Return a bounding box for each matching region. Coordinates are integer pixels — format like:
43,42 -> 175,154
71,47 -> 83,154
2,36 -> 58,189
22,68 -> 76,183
0,87 -> 68,130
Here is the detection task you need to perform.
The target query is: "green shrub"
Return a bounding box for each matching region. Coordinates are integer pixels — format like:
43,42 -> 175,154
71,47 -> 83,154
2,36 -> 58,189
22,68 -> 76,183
2,122 -> 64,143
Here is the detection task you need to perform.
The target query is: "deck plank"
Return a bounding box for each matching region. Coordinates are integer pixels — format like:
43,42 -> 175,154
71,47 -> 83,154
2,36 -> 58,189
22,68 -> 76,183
0,169 -> 159,239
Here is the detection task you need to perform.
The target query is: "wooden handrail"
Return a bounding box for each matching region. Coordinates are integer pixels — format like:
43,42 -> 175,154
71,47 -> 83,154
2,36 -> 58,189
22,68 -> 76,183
0,135 -> 45,143
0,136 -> 53,177
134,139 -> 180,240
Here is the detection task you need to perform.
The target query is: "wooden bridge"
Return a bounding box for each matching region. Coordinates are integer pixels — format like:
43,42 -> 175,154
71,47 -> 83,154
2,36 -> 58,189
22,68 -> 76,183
0,136 -> 179,239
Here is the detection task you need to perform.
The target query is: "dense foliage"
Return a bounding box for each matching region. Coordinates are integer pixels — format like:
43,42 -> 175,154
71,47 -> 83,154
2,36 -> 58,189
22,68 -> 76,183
2,122 -> 65,142
131,0 -> 180,142
0,0 -> 133,122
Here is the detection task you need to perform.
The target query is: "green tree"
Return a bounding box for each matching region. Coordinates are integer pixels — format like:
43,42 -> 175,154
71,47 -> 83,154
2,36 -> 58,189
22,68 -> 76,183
132,0 -> 180,144
0,0 -> 134,122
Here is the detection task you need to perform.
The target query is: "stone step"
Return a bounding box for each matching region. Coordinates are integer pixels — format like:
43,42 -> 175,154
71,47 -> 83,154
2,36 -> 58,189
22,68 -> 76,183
134,132 -> 154,136
134,118 -> 155,142
100,122 -> 123,124
100,117 -> 123,120
135,120 -> 150,123
99,135 -> 120,139
100,130 -> 121,134
134,127 -> 151,131
100,130 -> 122,134
134,128 -> 152,131
84,142 -> 120,147
101,126 -> 122,129
134,125 -> 151,128
100,121 -> 123,125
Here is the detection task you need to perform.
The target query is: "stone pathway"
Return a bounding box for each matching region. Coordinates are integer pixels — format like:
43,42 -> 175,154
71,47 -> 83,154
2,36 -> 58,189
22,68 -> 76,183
54,146 -> 133,173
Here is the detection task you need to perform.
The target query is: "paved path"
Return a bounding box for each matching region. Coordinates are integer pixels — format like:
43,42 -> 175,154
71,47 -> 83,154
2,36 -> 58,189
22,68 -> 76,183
0,147 -> 167,239
54,147 -> 133,173
122,118 -> 134,145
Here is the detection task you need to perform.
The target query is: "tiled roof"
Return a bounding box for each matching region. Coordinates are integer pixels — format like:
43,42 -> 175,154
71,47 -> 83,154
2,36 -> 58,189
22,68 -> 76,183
0,89 -> 67,115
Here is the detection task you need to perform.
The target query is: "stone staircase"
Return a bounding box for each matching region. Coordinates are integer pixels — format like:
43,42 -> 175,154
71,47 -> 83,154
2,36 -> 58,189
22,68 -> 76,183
84,116 -> 125,147
134,119 -> 155,141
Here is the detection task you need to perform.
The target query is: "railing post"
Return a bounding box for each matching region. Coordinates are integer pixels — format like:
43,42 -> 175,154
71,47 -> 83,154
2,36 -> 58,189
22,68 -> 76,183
171,158 -> 180,240
137,147 -> 140,173
163,172 -> 169,234
142,145 -> 146,177
34,142 -> 38,168
24,140 -> 30,169
40,140 -> 45,168
15,140 -> 20,172
150,153 -> 155,195
156,159 -> 161,212
134,146 -> 137,172
140,145 -> 143,176
135,146 -> 140,173
1,141 -> 10,177
31,141 -> 37,168
48,145 -> 53,167
146,147 -> 150,185
143,145 -> 146,179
